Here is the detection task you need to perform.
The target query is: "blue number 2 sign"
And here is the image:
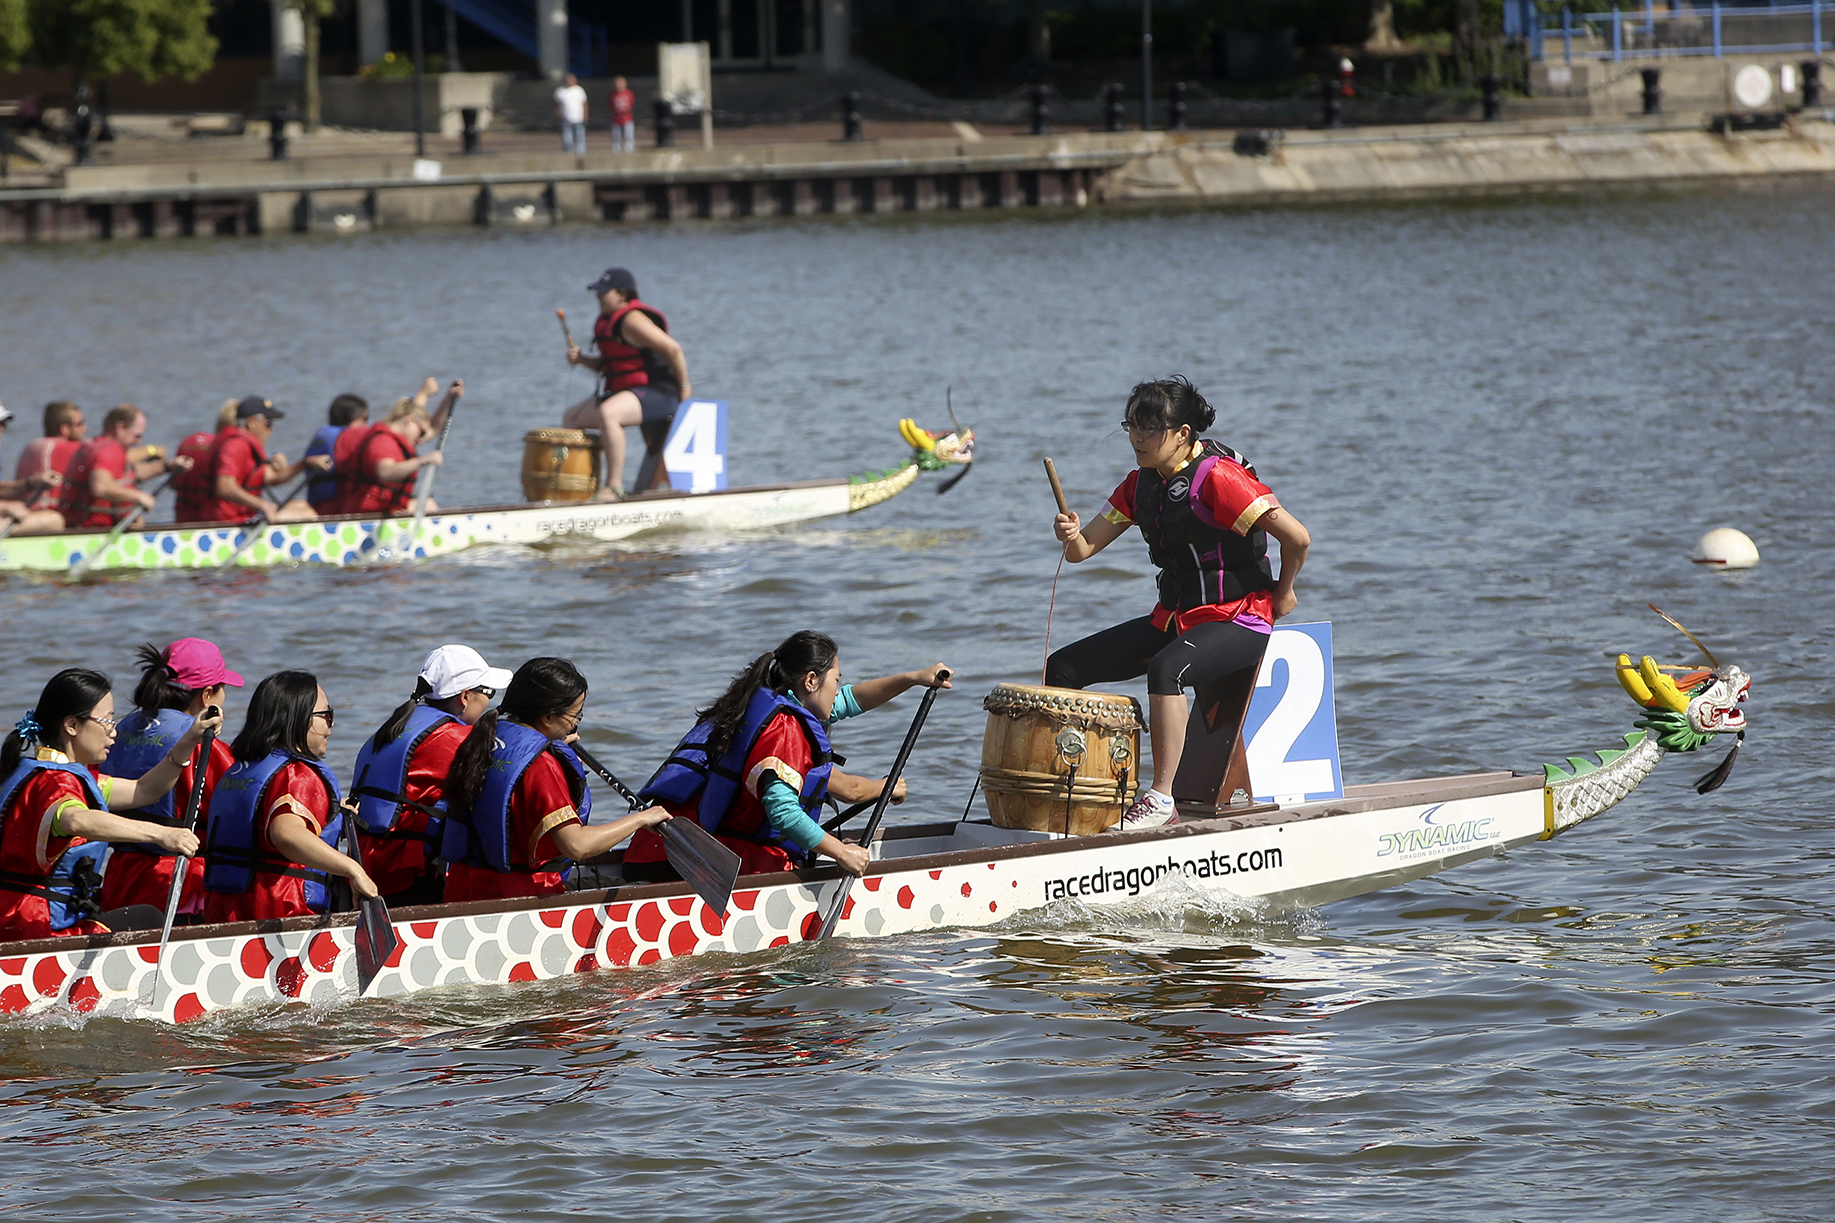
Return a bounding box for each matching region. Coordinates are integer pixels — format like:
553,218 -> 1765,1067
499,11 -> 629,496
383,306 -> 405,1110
1242,621 -> 1343,804
663,400 -> 728,492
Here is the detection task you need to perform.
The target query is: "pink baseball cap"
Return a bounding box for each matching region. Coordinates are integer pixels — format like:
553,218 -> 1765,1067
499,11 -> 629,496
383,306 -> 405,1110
166,638 -> 245,689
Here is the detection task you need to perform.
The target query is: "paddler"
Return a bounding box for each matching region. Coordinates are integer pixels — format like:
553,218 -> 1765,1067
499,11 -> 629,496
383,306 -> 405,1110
168,399 -> 239,523
626,631 -> 952,879
350,643 -> 510,906
183,396 -> 328,525
58,404 -> 187,529
561,266 -> 690,500
8,400 -> 85,528
331,381 -> 461,517
0,402 -> 66,535
0,669 -> 219,941
440,657 -> 672,903
1048,376 -> 1311,830
96,639 -> 244,918
303,393 -> 369,513
201,670 -> 377,923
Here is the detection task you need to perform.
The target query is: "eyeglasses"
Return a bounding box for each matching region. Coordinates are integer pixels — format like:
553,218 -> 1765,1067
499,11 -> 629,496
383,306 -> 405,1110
83,714 -> 118,729
1124,423 -> 1169,440
311,707 -> 335,726
472,686 -> 497,700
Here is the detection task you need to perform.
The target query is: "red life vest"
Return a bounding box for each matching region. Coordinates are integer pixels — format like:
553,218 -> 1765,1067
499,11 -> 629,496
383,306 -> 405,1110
169,430 -> 221,522
339,425 -> 417,516
593,299 -> 671,395
195,428 -> 268,525
58,437 -> 133,529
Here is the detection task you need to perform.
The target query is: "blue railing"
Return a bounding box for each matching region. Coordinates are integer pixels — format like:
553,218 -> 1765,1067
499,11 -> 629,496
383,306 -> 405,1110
1548,0 -> 1831,60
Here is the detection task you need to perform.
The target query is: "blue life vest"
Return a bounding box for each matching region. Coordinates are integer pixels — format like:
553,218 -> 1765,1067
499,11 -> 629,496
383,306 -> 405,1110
351,705 -> 456,845
638,687 -> 834,860
202,751 -> 344,912
304,424 -> 344,508
441,720 -> 592,874
0,756 -> 113,930
100,707 -> 195,856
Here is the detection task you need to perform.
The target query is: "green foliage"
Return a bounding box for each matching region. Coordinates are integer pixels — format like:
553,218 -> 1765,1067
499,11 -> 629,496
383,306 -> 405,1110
28,0 -> 218,81
0,0 -> 29,73
356,50 -> 449,78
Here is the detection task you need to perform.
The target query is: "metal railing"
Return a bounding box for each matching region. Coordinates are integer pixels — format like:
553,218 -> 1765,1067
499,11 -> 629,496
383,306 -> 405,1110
1546,1 -> 1832,60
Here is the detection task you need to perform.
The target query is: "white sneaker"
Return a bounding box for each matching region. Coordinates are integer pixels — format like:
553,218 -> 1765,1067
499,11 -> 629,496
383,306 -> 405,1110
1119,790 -> 1180,830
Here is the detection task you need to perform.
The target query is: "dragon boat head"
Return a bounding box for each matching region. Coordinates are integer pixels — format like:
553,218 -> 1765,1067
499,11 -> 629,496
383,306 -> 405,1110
1615,653 -> 1750,751
900,418 -> 975,471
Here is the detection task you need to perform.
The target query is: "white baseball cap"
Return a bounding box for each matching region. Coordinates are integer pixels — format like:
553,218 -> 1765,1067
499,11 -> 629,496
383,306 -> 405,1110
0,403 -> 13,426
420,644 -> 513,700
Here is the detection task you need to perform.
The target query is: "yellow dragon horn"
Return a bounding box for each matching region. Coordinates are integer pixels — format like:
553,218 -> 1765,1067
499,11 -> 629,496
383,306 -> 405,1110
899,419 -> 937,452
1638,655 -> 1691,714
1616,654 -> 1659,707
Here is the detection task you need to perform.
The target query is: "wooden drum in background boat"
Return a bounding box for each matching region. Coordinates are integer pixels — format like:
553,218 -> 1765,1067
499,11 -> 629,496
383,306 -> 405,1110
979,684 -> 1144,836
521,429 -> 601,502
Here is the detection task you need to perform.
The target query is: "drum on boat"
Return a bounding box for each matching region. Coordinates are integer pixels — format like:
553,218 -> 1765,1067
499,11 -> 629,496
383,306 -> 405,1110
979,684 -> 1143,836
521,429 -> 601,502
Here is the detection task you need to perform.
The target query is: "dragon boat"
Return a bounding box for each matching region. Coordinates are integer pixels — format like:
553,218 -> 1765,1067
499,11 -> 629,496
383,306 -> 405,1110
0,645 -> 1749,1024
0,420 -> 973,577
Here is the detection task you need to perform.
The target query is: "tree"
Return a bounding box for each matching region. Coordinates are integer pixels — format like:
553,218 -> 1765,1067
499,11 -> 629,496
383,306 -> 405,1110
28,0 -> 217,82
0,0 -> 29,73
290,0 -> 339,133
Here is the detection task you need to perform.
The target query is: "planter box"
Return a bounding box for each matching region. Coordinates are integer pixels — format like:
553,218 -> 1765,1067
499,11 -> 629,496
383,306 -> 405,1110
259,73 -> 512,135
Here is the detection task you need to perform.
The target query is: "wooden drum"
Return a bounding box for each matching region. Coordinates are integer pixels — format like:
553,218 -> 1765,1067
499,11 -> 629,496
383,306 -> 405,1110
521,428 -> 601,503
979,684 -> 1144,836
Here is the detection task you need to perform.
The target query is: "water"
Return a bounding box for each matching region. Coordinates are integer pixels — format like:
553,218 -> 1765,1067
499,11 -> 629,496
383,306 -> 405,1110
1,191 -> 1830,1220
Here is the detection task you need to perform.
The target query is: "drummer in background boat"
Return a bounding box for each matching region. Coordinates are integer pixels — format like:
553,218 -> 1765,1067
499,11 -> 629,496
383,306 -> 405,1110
1048,375 -> 1311,831
440,657 -> 671,903
0,669 -> 218,941
561,266 -> 689,501
181,397 -> 327,525
168,399 -> 240,524
0,402 -> 67,536
7,400 -> 85,531
97,639 -> 244,919
330,383 -> 461,517
201,671 -> 376,923
303,393 -> 369,513
58,404 -> 189,530
350,644 -> 510,907
626,631 -> 952,880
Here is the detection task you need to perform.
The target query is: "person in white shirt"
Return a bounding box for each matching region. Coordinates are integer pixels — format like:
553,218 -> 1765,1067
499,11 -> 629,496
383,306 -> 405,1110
554,73 -> 587,154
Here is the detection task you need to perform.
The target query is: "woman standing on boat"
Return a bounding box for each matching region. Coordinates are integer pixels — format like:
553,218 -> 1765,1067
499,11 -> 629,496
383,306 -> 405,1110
562,267 -> 689,500
201,671 -> 376,923
1048,376 -> 1311,830
0,669 -> 217,940
96,638 -> 244,916
351,644 -> 510,906
441,657 -> 671,903
627,631 -> 952,879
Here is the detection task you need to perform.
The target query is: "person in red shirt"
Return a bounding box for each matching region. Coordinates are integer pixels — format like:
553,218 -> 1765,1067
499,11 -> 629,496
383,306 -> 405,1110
351,643 -> 509,906
59,404 -> 186,530
4,400 -> 84,534
169,400 -> 240,523
0,669 -> 217,941
441,657 -> 669,904
333,387 -> 458,517
185,396 -> 326,525
0,402 -> 67,535
201,671 -> 375,924
97,638 -> 245,917
1047,376 -> 1312,829
608,75 -> 636,152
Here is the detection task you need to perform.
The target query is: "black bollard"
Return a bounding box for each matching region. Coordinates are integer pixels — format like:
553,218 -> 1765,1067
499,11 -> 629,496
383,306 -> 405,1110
654,97 -> 675,148
1103,82 -> 1125,132
460,106 -> 481,154
842,91 -> 862,141
268,110 -> 289,160
1322,76 -> 1341,128
72,82 -> 93,165
1641,68 -> 1661,115
1030,84 -> 1050,135
1481,73 -> 1502,121
1168,80 -> 1187,131
1802,61 -> 1822,107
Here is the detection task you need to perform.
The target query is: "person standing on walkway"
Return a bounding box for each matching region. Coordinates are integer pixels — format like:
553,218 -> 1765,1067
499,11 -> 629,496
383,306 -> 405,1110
609,76 -> 635,152
562,267 -> 689,499
555,72 -> 588,154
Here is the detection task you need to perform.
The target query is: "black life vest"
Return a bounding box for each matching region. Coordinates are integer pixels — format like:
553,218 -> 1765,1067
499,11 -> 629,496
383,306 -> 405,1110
1134,439 -> 1275,613
593,300 -> 673,396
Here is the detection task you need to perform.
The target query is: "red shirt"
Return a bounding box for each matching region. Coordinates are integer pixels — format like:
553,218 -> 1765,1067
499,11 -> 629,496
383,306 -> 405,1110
14,437 -> 80,510
0,763 -> 113,940
190,428 -> 268,525
444,751 -> 580,903
610,88 -> 635,124
170,428 -> 229,522
338,424 -> 417,517
201,761 -> 332,924
58,436 -> 133,529
1103,453 -> 1281,634
357,719 -> 471,898
97,735 -> 234,915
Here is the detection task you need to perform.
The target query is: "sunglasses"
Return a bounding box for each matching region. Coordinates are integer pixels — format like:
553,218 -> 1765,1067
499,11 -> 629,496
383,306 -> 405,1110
472,686 -> 497,700
311,707 -> 335,726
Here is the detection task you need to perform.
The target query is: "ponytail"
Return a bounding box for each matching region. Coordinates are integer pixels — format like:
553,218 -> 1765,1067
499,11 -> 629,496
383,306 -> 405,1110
371,676 -> 434,749
131,642 -> 200,718
445,657 -> 588,817
445,707 -> 499,817
696,630 -> 838,762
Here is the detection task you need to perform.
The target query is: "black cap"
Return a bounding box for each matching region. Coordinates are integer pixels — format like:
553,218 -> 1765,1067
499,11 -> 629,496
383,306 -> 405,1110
236,395 -> 284,421
588,267 -> 637,294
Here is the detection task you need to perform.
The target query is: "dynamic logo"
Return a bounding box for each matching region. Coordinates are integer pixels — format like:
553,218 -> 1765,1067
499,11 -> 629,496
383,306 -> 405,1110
1375,803 -> 1500,861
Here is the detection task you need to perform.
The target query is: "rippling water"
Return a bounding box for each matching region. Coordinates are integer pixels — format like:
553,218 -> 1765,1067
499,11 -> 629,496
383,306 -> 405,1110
1,190 -> 1829,1220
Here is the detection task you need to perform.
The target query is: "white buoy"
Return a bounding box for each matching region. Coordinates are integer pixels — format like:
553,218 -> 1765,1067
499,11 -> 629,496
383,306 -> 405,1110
1692,528 -> 1760,570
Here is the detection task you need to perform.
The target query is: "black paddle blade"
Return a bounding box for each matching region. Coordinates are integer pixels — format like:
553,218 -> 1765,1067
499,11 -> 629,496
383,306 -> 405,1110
660,818 -> 740,919
353,895 -> 399,994
1694,732 -> 1743,795
937,465 -> 972,495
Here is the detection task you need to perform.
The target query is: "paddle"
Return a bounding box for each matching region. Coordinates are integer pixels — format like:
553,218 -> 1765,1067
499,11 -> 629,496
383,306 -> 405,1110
216,472 -> 310,569
571,742 -> 740,918
67,471 -> 175,580
150,712 -> 217,1011
403,382 -> 461,555
336,791 -> 398,995
813,669 -> 950,940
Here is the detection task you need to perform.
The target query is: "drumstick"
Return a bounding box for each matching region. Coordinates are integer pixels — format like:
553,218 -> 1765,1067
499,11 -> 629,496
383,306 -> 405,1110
1043,458 -> 1070,517
556,308 -> 576,350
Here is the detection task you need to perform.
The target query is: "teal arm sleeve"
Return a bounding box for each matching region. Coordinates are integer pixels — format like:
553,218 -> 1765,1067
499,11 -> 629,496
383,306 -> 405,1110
761,777 -> 826,852
827,684 -> 863,725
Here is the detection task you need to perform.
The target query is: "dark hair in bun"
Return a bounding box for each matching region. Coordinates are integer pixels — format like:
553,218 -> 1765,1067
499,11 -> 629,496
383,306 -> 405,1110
1122,375 -> 1215,436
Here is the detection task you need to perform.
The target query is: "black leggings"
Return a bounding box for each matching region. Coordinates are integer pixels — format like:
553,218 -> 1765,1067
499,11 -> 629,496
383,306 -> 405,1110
1046,616 -> 1269,696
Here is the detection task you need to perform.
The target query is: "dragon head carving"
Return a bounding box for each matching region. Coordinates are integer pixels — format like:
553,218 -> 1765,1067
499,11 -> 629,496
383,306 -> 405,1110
1616,654 -> 1750,751
899,418 -> 974,471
